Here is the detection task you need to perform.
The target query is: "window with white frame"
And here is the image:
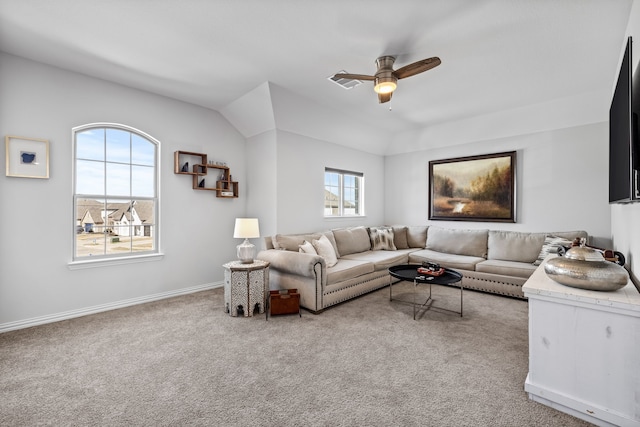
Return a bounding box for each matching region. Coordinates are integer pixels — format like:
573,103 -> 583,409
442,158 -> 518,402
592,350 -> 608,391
324,168 -> 364,216
73,124 -> 159,261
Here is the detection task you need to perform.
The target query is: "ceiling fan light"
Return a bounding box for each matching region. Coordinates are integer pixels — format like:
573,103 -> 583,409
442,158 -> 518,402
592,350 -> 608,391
374,77 -> 397,94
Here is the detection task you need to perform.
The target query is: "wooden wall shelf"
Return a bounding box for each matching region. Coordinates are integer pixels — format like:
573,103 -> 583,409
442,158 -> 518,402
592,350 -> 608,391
174,151 -> 238,198
174,151 -> 207,175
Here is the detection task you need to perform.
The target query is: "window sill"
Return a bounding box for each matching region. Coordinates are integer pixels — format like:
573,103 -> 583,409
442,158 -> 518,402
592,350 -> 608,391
324,216 -> 366,220
68,253 -> 164,270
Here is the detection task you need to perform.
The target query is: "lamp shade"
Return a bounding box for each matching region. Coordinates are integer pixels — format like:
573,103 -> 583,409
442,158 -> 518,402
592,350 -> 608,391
233,218 -> 260,239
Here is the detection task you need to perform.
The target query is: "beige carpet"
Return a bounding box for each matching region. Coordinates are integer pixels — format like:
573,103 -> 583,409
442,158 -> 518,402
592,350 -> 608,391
0,282 -> 592,426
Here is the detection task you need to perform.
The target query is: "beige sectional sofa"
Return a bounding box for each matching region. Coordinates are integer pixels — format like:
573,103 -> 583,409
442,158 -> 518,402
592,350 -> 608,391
257,225 -> 587,313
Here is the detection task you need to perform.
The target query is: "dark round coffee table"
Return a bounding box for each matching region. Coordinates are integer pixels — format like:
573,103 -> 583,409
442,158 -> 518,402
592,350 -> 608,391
388,264 -> 464,319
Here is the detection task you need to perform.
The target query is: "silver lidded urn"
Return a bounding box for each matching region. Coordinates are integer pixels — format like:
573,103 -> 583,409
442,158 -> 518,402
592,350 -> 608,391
544,240 -> 629,292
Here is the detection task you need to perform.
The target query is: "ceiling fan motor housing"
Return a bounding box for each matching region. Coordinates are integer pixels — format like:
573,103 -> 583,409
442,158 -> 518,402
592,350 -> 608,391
374,56 -> 397,94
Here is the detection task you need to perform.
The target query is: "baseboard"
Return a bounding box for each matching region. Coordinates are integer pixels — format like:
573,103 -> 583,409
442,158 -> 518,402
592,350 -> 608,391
0,282 -> 224,334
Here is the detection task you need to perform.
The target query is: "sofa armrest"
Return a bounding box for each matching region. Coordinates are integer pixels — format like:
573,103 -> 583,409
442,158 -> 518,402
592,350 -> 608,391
257,249 -> 326,278
257,249 -> 326,312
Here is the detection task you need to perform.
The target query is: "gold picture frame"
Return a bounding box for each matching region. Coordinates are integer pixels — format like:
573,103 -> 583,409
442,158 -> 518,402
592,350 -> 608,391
5,135 -> 50,179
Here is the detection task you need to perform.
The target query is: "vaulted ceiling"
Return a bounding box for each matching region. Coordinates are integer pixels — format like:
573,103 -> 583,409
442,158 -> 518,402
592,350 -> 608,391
0,0 -> 633,155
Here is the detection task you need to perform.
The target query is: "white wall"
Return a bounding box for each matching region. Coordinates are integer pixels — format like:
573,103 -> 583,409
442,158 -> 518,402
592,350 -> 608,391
239,85 -> 388,243
0,53 -> 247,329
612,0 -> 640,285
272,130 -> 386,234
385,122 -> 611,248
246,130 -> 278,247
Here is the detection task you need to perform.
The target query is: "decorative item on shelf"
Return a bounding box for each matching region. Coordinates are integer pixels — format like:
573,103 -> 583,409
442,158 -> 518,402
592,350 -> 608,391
233,218 -> 260,264
221,191 -> 234,197
198,178 -> 205,188
181,162 -> 189,172
544,241 -> 629,292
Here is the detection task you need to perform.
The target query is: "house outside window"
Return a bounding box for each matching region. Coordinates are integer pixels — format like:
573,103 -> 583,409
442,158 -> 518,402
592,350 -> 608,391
73,123 -> 159,261
324,168 -> 364,216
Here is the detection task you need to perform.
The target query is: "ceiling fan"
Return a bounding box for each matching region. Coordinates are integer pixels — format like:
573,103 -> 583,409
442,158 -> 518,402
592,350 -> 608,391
333,55 -> 441,103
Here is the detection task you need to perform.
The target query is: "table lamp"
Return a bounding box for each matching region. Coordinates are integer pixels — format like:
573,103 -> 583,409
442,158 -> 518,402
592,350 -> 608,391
233,218 -> 260,264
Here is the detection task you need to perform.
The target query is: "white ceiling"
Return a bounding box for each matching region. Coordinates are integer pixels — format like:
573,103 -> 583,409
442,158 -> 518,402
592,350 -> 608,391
0,0 -> 633,154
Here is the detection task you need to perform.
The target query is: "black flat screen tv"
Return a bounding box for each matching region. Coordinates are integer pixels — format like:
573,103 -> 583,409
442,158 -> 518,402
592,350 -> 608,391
609,36 -> 640,204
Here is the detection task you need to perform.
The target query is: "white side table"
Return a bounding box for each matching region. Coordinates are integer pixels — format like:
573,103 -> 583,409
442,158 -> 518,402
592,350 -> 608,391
223,260 -> 270,318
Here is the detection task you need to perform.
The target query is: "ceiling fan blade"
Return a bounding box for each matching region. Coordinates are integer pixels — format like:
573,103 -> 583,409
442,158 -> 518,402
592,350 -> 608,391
394,57 -> 441,79
332,73 -> 375,81
378,92 -> 392,104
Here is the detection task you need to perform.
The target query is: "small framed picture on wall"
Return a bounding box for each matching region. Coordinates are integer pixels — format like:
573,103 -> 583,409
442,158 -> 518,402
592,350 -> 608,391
5,135 -> 50,179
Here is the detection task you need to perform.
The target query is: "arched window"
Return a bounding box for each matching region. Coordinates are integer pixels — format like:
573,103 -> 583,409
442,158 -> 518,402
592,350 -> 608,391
73,123 -> 159,262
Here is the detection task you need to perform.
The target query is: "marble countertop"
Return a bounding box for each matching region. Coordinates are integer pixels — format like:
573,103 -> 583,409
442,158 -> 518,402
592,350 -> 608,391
523,255 -> 640,313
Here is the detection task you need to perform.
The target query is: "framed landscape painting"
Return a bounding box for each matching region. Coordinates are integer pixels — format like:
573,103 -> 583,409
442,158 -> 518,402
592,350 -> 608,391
429,151 -> 516,222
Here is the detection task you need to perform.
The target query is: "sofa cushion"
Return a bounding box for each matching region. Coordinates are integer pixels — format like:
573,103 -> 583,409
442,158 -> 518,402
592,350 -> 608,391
326,259 -> 375,285
368,226 -> 397,251
322,230 -> 341,258
341,250 -> 409,271
332,226 -> 371,256
487,230 -> 545,263
312,234 -> 338,267
272,233 -> 322,251
426,227 -> 488,258
409,249 -> 485,271
533,235 -> 574,266
406,226 -> 428,248
475,259 -> 538,279
298,240 -> 317,255
391,226 -> 409,249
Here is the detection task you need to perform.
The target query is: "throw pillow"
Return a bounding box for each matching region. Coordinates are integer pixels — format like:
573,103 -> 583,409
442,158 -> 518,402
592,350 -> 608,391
332,227 -> 371,256
406,226 -> 428,248
272,233 -> 322,251
533,235 -> 574,265
368,226 -> 397,251
299,240 -> 317,255
392,226 -> 409,249
312,234 -> 338,267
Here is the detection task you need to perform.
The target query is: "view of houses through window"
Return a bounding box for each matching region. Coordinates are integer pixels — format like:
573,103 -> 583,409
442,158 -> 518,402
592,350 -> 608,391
74,124 -> 158,260
324,168 -> 363,216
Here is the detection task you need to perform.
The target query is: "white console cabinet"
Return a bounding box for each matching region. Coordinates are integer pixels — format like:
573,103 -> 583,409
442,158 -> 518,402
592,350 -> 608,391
523,258 -> 640,427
